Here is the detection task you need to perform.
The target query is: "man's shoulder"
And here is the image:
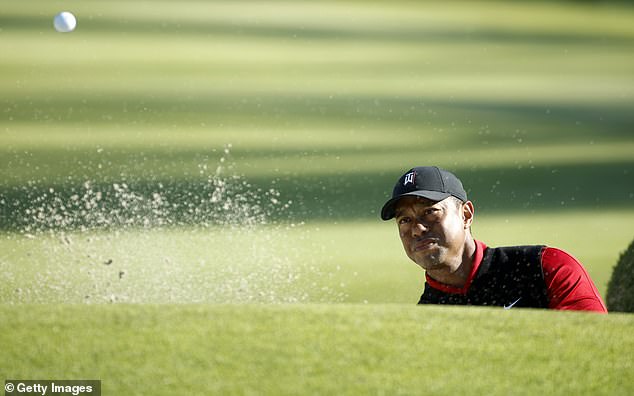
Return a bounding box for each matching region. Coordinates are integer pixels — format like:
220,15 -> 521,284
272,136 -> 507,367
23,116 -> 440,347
480,244 -> 546,268
476,240 -> 545,257
485,244 -> 546,253
485,245 -> 583,271
540,246 -> 586,277
474,243 -> 548,290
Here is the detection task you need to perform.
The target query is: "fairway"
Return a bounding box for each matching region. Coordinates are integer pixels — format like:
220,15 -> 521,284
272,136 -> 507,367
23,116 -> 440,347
1,0 -> 634,394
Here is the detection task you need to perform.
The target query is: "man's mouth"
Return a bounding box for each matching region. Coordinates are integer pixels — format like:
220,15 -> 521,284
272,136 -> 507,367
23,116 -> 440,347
413,238 -> 437,252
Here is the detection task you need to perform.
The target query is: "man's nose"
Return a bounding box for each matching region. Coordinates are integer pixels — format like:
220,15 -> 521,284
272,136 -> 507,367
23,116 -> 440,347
411,220 -> 428,237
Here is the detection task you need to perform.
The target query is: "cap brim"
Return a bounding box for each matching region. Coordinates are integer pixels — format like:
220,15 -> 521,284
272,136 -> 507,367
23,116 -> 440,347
380,190 -> 451,220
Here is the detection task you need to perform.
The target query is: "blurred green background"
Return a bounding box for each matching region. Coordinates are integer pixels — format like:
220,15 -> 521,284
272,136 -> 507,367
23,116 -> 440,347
1,0 -> 633,302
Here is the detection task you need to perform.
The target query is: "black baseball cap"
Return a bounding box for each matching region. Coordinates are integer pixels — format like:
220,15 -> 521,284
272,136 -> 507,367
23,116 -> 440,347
380,166 -> 468,220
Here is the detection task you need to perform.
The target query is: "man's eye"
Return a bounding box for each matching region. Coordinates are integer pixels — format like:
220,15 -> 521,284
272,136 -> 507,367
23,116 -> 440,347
398,217 -> 410,225
423,208 -> 442,219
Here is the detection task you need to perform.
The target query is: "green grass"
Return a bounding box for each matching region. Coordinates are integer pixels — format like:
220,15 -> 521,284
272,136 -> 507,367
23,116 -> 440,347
1,1 -> 634,394
1,304 -> 632,395
1,0 -> 633,223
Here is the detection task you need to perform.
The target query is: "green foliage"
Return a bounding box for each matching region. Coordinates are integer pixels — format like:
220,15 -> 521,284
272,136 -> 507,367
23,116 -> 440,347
607,238 -> 634,312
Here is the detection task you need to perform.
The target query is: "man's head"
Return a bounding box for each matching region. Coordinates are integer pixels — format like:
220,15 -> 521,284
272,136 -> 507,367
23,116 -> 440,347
381,167 -> 475,273
380,166 -> 467,221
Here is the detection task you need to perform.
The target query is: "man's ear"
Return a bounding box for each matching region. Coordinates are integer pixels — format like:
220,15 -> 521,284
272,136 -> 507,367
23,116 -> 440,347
462,201 -> 474,229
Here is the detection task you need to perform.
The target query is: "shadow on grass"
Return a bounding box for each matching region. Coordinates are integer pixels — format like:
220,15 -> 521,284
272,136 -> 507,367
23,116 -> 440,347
3,95 -> 633,144
248,161 -> 634,220
1,160 -> 632,231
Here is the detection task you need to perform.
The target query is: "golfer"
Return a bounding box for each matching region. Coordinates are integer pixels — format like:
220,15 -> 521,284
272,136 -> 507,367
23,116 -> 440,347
381,166 -> 607,312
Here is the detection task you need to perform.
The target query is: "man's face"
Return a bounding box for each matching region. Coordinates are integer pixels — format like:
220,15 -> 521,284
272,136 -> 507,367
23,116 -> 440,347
394,196 -> 472,272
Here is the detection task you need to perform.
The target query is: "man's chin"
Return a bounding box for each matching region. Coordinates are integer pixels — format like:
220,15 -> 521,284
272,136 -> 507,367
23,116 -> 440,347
414,255 -> 443,271
412,251 -> 443,270
418,262 -> 443,272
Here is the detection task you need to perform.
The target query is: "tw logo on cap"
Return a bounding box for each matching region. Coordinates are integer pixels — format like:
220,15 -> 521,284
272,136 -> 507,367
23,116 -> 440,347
403,171 -> 415,186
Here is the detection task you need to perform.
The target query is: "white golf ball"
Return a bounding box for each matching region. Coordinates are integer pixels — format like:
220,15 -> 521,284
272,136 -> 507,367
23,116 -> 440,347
53,11 -> 77,33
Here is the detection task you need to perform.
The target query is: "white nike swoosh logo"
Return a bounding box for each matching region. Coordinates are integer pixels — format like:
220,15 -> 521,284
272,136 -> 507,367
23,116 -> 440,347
504,297 -> 522,310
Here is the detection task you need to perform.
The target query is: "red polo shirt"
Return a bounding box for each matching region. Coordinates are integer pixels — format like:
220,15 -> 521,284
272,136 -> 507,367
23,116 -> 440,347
425,240 -> 608,313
